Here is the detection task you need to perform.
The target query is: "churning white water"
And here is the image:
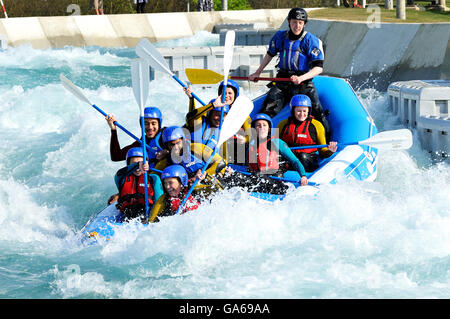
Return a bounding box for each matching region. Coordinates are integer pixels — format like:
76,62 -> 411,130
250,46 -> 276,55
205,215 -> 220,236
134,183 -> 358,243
0,32 -> 448,299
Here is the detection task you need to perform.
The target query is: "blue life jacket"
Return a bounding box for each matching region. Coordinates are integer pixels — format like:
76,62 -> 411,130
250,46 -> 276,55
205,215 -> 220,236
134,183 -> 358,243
168,142 -> 204,176
145,131 -> 163,160
190,118 -> 220,150
268,30 -> 324,73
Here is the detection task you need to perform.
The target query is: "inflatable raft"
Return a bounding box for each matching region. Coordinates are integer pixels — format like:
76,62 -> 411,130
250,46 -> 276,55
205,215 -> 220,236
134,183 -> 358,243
80,76 -> 379,244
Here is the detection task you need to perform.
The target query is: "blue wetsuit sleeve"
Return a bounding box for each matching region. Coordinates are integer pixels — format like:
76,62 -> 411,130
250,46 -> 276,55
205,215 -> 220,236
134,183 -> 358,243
305,33 -> 325,62
267,31 -> 283,57
276,139 -> 307,177
148,173 -> 164,202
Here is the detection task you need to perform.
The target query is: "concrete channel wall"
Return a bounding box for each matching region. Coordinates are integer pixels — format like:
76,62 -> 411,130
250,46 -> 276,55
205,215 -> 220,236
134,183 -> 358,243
0,9 -> 290,48
0,10 -> 448,91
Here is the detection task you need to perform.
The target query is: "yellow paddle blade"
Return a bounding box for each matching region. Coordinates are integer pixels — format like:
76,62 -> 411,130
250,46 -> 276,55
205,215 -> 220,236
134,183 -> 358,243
185,68 -> 228,84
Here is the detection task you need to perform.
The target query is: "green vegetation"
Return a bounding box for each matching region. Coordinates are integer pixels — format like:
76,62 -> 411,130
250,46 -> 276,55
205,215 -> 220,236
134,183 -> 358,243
1,0 -> 447,20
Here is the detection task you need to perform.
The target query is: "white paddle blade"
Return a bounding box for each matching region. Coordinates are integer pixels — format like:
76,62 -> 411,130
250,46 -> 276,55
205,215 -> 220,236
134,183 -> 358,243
131,59 -> 150,114
60,74 -> 92,105
222,30 -> 235,85
359,129 -> 413,150
217,94 -> 254,146
136,38 -> 173,76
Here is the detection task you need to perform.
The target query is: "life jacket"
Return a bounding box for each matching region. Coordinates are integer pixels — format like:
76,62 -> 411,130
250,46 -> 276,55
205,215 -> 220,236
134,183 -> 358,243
164,190 -> 199,216
248,137 -> 280,173
191,118 -> 220,150
117,173 -> 154,212
280,117 -> 317,154
146,131 -> 163,160
169,142 -> 205,176
269,30 -> 324,73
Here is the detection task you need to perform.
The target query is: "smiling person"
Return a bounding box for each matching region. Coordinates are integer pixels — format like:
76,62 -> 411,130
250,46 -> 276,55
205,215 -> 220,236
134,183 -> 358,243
219,113 -> 309,195
149,165 -> 200,222
106,106 -> 166,165
278,95 -> 337,172
184,80 -> 250,163
248,7 -> 329,138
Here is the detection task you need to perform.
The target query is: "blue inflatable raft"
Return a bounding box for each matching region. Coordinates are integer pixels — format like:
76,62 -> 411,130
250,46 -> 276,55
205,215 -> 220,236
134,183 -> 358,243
80,75 -> 379,244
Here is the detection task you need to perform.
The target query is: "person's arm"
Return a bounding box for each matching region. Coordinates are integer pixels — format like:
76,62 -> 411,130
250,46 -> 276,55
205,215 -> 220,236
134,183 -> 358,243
291,35 -> 325,85
276,139 -> 308,186
114,162 -> 140,190
311,119 -> 336,158
290,66 -> 323,85
148,173 -> 164,202
185,101 -> 214,129
191,143 -> 228,176
109,129 -> 140,162
249,53 -> 274,82
184,86 -> 197,113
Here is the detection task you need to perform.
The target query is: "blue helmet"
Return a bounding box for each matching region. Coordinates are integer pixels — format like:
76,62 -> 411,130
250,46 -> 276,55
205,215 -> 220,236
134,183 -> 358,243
252,113 -> 273,128
161,165 -> 188,187
218,79 -> 240,99
144,106 -> 163,126
126,147 -> 144,165
290,94 -> 312,112
162,126 -> 185,144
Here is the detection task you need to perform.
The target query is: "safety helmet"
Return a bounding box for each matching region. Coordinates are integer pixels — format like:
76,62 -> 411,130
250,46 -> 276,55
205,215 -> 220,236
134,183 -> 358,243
218,79 -> 240,99
162,126 -> 185,144
287,7 -> 308,23
289,94 -> 312,112
161,164 -> 188,187
143,106 -> 163,127
251,113 -> 273,128
126,147 -> 144,165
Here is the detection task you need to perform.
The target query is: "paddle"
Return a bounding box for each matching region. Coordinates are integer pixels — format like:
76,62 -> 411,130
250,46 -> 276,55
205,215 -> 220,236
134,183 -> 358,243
60,74 -> 162,163
185,68 -> 292,85
176,94 -> 254,215
131,58 -> 151,220
135,38 -> 207,106
218,30 -> 235,141
175,30 -> 236,215
290,129 -> 413,151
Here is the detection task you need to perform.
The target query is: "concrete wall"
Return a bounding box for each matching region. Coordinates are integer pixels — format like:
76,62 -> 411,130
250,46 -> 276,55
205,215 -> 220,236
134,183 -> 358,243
0,9 -> 449,91
0,9 -> 290,49
303,19 -> 450,90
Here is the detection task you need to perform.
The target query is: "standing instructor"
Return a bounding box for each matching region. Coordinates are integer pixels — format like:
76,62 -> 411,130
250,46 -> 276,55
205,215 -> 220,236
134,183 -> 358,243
249,7 -> 329,137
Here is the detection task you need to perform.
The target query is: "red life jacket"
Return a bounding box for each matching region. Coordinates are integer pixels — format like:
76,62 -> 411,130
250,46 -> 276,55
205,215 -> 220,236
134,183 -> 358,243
248,137 -> 280,173
167,189 -> 199,214
280,116 -> 317,154
118,173 -> 154,212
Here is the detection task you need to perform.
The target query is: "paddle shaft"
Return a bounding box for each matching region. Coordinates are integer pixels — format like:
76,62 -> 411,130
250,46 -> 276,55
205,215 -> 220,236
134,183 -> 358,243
171,74 -> 207,106
236,170 -> 317,186
91,103 -> 159,157
231,76 -> 291,82
175,147 -> 216,215
138,116 -> 150,219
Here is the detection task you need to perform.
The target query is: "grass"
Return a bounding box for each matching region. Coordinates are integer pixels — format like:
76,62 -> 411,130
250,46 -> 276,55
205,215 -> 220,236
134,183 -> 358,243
309,2 -> 450,23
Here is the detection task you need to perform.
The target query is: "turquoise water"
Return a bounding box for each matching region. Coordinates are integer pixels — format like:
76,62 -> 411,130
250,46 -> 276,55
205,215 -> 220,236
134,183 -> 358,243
0,32 -> 448,299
